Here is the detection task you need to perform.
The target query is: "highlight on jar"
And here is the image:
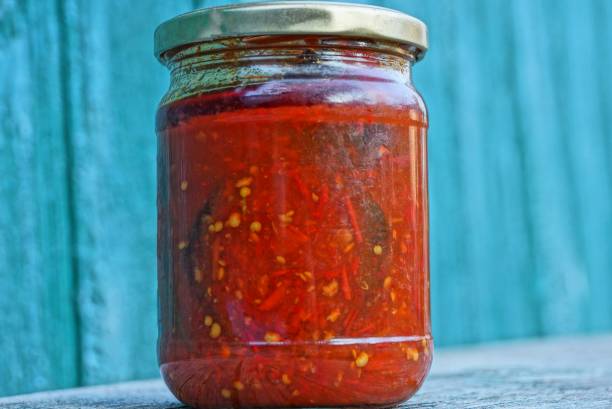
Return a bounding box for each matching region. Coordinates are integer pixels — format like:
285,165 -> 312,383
155,2 -> 431,408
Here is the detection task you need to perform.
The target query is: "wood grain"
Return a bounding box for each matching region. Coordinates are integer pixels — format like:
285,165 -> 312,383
1,335 -> 610,408
0,0 -> 79,395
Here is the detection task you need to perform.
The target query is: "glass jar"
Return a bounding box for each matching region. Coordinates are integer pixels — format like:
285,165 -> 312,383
155,2 -> 430,408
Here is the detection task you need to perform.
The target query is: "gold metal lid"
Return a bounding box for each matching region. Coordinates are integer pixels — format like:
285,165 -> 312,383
154,1 -> 428,61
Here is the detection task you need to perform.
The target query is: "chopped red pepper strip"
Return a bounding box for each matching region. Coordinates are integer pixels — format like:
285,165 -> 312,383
270,269 -> 290,277
285,225 -> 310,243
344,195 -> 363,244
258,284 -> 286,311
343,308 -> 358,331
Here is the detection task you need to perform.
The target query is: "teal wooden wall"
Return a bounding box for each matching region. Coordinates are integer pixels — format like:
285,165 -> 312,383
1,0 -> 611,397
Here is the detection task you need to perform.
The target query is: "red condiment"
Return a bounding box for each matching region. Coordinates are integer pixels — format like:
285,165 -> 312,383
156,4 -> 430,408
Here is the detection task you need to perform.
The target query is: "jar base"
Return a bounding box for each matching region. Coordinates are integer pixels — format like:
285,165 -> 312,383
160,336 -> 432,409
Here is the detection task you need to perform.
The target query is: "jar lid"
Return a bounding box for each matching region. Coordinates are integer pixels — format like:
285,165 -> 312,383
154,1 -> 428,61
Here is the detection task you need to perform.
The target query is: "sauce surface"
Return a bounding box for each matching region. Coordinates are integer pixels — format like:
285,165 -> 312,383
157,86 -> 431,408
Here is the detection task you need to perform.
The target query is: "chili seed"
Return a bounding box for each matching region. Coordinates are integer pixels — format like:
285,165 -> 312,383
204,315 -> 213,326
228,212 -> 241,228
221,388 -> 232,398
384,276 -> 392,289
235,177 -> 252,188
233,381 -> 244,391
355,352 -> 369,368
213,221 -> 224,232
297,271 -> 313,281
240,186 -> 251,198
250,221 -> 262,232
278,210 -> 294,224
177,241 -> 188,250
282,374 -> 292,385
180,181 -> 188,191
276,255 -> 286,264
326,308 -> 341,322
373,244 -> 383,255
264,331 -> 281,342
406,347 -> 419,361
322,279 -> 339,297
209,323 -> 221,338
194,267 -> 202,283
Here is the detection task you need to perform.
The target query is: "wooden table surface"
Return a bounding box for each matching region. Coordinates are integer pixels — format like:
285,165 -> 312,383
2,335 -> 611,408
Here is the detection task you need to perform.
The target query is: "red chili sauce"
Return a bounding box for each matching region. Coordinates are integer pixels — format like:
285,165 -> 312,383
157,75 -> 431,407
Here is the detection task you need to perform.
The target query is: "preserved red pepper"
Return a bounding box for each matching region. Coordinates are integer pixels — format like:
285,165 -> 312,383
155,3 -> 430,408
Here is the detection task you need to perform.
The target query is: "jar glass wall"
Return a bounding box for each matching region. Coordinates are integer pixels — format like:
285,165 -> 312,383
156,7 -> 430,408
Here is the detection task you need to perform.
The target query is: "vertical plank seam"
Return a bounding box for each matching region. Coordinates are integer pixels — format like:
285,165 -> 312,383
55,0 -> 83,387
551,0 -> 588,331
506,2 -> 542,337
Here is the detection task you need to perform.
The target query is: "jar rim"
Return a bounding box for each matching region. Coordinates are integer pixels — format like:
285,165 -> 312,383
154,1 -> 428,63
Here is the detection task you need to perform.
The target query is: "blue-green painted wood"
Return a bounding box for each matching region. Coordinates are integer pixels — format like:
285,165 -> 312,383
2,0 -> 612,398
511,0 -> 587,335
405,0 -> 474,346
0,0 -> 79,395
555,0 -> 612,333
58,0 -> 195,386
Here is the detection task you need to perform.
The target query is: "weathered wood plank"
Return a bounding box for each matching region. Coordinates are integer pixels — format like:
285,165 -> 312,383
430,0 -> 541,343
400,0 -> 475,346
1,335 -> 611,408
552,0 -> 612,332
511,0 -> 592,335
0,0 -> 79,395
466,0 -> 540,340
59,0 -> 194,386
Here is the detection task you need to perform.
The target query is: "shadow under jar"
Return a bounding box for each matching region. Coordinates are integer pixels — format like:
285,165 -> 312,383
155,2 -> 431,408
